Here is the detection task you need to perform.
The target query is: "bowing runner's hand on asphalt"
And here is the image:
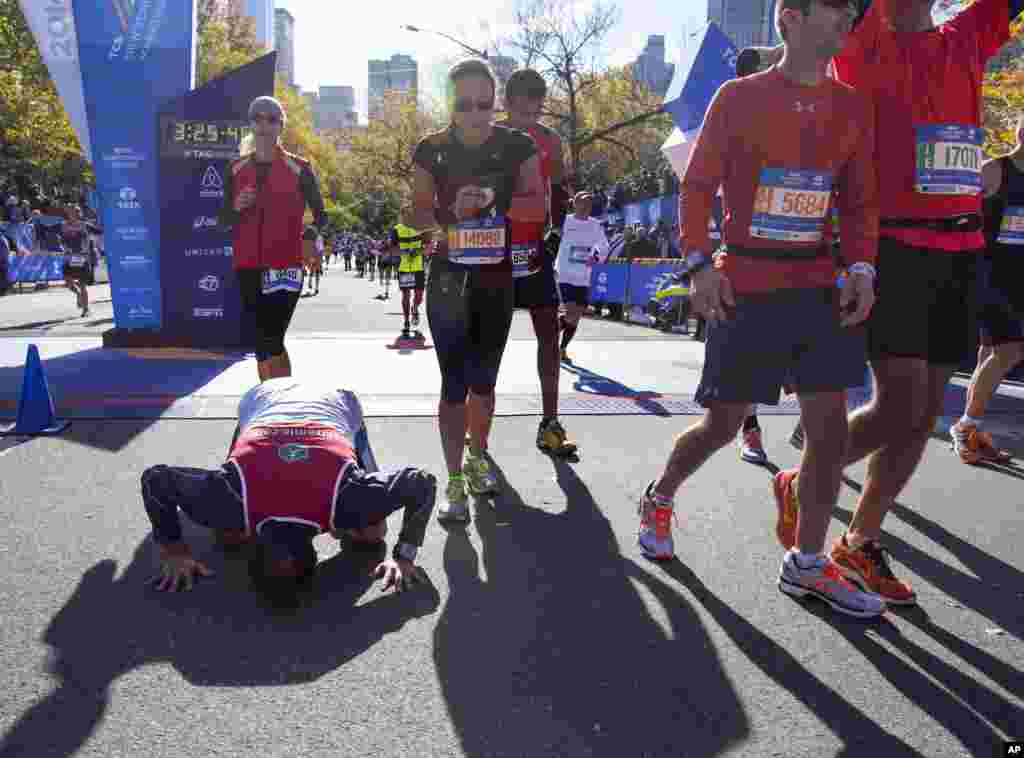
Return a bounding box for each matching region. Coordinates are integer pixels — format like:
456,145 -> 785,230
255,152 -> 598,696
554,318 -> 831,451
691,268 -> 735,326
839,271 -> 875,327
373,558 -> 427,593
152,544 -> 214,592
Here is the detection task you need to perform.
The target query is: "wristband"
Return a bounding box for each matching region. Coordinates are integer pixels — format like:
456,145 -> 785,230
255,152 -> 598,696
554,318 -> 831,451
393,542 -> 418,563
847,262 -> 877,279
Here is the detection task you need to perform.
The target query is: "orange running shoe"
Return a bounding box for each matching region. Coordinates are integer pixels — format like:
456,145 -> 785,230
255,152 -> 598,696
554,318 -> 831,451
772,468 -> 800,550
830,535 -> 917,606
951,423 -> 1012,465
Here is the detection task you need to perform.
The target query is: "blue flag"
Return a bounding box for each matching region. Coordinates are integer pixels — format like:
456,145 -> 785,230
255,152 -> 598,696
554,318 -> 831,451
662,22 -> 738,134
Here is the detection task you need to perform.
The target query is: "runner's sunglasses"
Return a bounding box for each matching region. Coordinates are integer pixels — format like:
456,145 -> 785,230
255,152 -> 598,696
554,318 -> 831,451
252,113 -> 281,125
453,98 -> 495,113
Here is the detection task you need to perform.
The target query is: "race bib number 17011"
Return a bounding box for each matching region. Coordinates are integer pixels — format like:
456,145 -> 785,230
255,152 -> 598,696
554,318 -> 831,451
750,168 -> 833,243
914,124 -> 982,195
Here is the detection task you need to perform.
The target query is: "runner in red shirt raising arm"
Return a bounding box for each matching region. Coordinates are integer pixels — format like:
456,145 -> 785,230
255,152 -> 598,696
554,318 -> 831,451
637,0 -> 885,619
803,0 -> 1024,607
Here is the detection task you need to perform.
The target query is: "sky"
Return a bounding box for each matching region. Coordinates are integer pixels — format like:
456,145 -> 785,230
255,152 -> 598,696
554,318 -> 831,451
276,0 -> 707,122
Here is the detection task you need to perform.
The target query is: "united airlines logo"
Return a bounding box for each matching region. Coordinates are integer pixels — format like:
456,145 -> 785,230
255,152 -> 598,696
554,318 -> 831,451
277,444 -> 310,464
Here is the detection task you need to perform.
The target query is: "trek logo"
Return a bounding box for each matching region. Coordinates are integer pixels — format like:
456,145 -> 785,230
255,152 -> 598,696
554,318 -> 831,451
277,444 -> 310,464
197,275 -> 220,292
793,101 -> 817,114
200,166 -> 224,199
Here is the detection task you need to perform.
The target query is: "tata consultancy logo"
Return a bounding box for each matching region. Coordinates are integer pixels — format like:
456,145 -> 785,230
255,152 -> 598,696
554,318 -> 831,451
198,275 -> 220,292
200,166 -> 224,199
277,444 -> 310,464
118,187 -> 139,209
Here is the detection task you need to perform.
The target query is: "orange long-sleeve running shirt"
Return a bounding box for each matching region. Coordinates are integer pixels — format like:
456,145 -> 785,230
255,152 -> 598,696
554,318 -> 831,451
681,67 -> 879,294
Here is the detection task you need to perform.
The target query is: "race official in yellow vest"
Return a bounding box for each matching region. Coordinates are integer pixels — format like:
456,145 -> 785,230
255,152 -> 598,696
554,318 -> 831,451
390,223 -> 428,334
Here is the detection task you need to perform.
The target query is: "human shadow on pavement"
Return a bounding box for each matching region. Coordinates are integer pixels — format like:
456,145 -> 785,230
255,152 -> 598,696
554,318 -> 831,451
560,362 -> 670,416
0,347 -> 244,451
657,560 -> 923,756
0,526 -> 439,758
796,601 -> 1022,756
432,459 -> 750,758
829,500 -> 1024,641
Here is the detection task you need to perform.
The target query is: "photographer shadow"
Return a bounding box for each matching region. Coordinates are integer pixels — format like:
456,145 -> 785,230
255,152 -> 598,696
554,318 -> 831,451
433,457 -> 749,757
0,525 -> 439,758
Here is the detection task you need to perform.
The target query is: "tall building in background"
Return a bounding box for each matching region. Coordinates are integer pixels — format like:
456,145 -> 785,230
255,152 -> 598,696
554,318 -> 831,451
305,86 -> 359,131
274,8 -> 296,87
244,0 -> 275,49
707,0 -> 777,49
368,54 -> 418,120
632,35 -> 675,96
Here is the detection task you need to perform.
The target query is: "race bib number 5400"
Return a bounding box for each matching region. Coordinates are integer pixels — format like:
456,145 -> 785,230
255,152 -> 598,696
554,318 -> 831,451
915,124 -> 982,195
262,267 -> 302,295
750,168 -> 833,243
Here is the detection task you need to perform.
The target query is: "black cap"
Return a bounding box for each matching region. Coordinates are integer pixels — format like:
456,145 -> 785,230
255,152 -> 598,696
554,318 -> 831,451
257,520 -> 318,566
736,48 -> 761,78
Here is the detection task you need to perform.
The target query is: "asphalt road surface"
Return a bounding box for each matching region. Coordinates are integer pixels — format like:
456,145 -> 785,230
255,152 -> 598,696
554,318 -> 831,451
0,261 -> 1021,758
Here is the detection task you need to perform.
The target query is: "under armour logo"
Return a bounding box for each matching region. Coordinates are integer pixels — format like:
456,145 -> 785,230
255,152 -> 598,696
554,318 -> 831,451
794,101 -> 817,113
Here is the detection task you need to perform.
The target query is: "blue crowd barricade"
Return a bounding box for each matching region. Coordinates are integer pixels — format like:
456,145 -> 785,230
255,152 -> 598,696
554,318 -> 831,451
626,258 -> 687,310
590,261 -> 630,304
2,221 -> 65,283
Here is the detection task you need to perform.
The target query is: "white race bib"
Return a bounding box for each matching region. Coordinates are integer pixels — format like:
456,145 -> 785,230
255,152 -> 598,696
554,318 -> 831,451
67,255 -> 87,267
448,217 -> 507,265
262,267 -> 302,295
998,206 -> 1024,245
511,243 -> 538,279
914,124 -> 982,195
750,168 -> 833,243
569,245 -> 594,264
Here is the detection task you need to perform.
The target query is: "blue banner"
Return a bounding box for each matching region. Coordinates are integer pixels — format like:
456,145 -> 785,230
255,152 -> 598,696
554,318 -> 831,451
590,262 -> 629,304
158,53 -> 276,347
627,260 -> 685,308
73,0 -> 196,330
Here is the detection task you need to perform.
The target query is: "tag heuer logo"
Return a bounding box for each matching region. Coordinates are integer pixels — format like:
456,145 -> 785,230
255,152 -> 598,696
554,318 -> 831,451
277,443 -> 310,463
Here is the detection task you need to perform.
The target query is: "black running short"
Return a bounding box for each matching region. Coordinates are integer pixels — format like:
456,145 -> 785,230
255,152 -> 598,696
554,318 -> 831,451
236,267 -> 302,361
867,238 -> 980,366
514,257 -> 559,309
426,257 -> 514,404
398,270 -> 426,291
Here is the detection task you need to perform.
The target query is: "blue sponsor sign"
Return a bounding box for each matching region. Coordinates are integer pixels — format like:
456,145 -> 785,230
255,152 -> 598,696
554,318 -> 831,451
73,0 -> 197,330
589,262 -> 629,304
628,260 -> 685,308
158,53 -> 276,347
2,222 -> 63,283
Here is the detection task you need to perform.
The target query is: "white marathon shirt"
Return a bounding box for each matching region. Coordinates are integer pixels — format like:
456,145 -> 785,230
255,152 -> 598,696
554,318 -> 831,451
236,378 -> 377,469
556,215 -> 610,287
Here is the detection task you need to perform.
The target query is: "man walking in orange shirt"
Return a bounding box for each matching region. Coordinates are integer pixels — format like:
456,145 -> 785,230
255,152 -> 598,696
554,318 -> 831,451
637,0 -> 885,619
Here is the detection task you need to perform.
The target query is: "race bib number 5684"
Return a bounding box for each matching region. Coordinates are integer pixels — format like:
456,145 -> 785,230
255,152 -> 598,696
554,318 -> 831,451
750,168 -> 833,243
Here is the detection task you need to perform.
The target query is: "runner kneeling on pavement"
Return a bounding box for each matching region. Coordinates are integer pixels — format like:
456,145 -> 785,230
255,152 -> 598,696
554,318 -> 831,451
391,221 -> 427,336
496,68 -> 577,456
638,0 -> 885,619
140,378 -> 436,606
220,96 -> 326,382
555,191 -> 609,364
952,115 -> 1024,464
409,58 -> 546,522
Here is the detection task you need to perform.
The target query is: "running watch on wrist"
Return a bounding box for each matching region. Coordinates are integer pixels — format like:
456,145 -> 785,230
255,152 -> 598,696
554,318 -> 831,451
686,250 -> 709,274
847,262 -> 877,280
393,542 -> 418,563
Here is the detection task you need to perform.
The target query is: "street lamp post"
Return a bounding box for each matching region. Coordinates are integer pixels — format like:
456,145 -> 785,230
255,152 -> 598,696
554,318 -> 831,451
402,25 -> 488,60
